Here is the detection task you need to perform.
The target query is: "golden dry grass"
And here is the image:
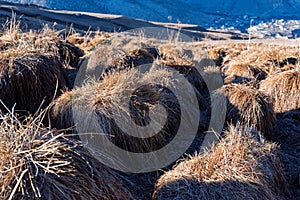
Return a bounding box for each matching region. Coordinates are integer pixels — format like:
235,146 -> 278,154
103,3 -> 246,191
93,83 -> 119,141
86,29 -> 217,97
0,16 -> 84,70
1,22 -> 59,60
2,14 -> 300,199
67,31 -> 111,54
0,17 -> 84,113
222,63 -> 266,84
75,34 -> 216,102
153,125 -> 291,200
204,42 -> 299,77
211,83 -> 275,139
52,66 -> 200,153
51,66 -> 205,199
0,112 -> 133,200
158,44 -> 194,66
260,69 -> 300,113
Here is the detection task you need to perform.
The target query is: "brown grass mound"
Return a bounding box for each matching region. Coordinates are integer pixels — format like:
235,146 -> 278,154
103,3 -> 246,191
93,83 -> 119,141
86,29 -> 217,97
158,44 -> 193,66
0,54 -> 67,113
80,43 -> 210,101
204,43 -> 299,79
260,69 -> 300,113
81,45 -> 158,79
0,22 -> 82,66
223,62 -> 266,84
0,18 -> 84,85
0,19 -> 84,113
67,31 -> 110,54
128,47 -> 159,66
205,46 -> 227,66
258,47 -> 298,74
153,125 -> 291,200
158,63 -> 209,98
52,66 -> 200,153
220,43 -> 298,74
211,84 -> 275,139
155,48 -> 213,99
52,66 -> 204,199
0,112 -> 133,200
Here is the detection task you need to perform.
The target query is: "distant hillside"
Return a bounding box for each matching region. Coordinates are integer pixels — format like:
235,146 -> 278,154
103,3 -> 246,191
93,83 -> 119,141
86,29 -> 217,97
3,0 -> 300,28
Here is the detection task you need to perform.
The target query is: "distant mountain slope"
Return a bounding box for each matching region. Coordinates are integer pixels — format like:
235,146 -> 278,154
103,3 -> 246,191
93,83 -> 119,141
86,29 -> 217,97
3,0 -> 300,31
0,1 -> 247,40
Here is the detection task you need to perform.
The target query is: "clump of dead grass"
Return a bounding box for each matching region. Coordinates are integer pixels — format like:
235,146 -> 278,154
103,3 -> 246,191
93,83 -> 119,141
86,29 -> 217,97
52,66 -> 200,153
260,69 -> 300,113
0,112 -> 133,200
153,125 -> 291,200
51,66 -> 205,199
158,44 -> 193,66
1,21 -> 59,59
223,62 -> 266,84
0,16 -> 83,70
211,83 -> 275,139
67,31 -> 111,54
220,43 -> 299,76
0,54 -> 67,113
0,17 -> 84,113
205,45 -> 226,66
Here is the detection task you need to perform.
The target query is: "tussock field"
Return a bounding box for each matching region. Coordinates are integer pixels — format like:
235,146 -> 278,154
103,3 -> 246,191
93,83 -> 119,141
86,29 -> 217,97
0,15 -> 300,200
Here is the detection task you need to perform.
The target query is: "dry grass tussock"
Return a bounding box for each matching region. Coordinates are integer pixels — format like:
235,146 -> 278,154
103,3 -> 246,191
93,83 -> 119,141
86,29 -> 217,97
211,83 -> 275,139
158,44 -> 194,66
52,66 -> 203,199
0,111 -> 133,200
0,18 -> 60,59
0,17 -> 84,113
153,125 -> 291,200
203,43 -> 300,78
81,45 -> 158,77
0,16 -> 83,68
260,69 -> 300,113
67,31 -> 111,54
0,55 -> 67,113
52,66 -> 200,153
222,63 -> 266,84
80,42 -> 212,101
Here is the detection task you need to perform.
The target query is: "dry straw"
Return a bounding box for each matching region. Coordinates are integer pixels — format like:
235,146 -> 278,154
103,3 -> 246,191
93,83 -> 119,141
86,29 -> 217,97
0,55 -> 67,113
0,111 -> 133,200
153,125 -> 291,200
52,66 -> 200,153
51,66 -> 203,199
0,17 -> 84,113
158,44 -> 193,66
211,83 -> 275,139
260,69 -> 300,113
0,16 -> 83,66
222,62 -> 266,84
220,43 -> 298,75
